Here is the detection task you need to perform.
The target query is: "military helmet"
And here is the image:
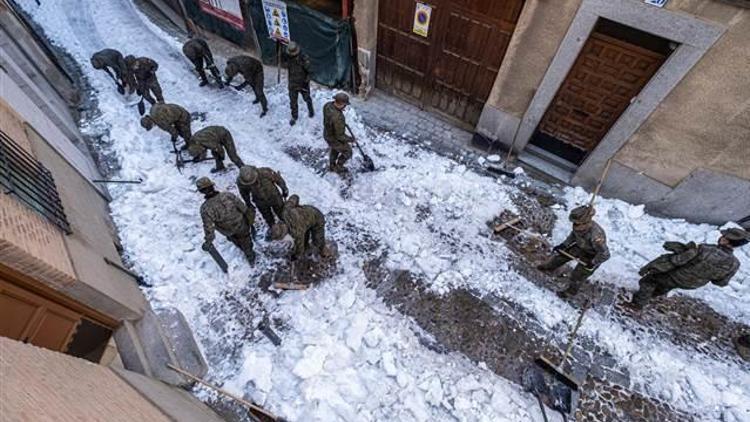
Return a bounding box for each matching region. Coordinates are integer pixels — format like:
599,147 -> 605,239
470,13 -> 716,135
90,56 -> 104,69
196,177 -> 214,191
124,55 -> 136,66
270,223 -> 289,240
188,142 -> 204,158
287,41 -> 300,56
333,92 -> 350,105
721,227 -> 750,247
569,205 -> 595,223
286,194 -> 300,208
238,166 -> 259,186
224,62 -> 238,78
140,116 -> 154,130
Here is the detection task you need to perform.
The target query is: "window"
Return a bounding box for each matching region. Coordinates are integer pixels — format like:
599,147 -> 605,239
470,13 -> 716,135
0,129 -> 71,234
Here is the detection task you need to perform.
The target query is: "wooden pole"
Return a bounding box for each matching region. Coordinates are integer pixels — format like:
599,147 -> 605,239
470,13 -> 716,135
276,40 -> 281,84
166,364 -> 279,421
589,158 -> 614,208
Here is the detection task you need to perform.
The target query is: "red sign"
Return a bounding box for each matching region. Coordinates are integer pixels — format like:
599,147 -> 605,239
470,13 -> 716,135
198,0 -> 245,30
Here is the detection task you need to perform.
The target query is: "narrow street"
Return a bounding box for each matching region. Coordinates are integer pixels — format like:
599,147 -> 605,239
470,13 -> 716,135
16,0 -> 750,421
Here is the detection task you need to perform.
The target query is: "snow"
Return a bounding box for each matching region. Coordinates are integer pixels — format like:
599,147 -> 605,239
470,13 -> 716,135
16,0 -> 750,420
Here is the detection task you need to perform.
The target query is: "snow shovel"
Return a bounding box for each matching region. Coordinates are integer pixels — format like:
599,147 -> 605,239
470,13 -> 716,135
345,124 -> 375,172
274,261 -> 309,290
536,299 -> 591,393
486,128 -> 522,178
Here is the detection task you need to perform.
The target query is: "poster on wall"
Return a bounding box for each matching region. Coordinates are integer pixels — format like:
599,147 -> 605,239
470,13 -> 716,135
198,0 -> 245,30
262,0 -> 290,43
412,2 -> 432,38
644,0 -> 668,7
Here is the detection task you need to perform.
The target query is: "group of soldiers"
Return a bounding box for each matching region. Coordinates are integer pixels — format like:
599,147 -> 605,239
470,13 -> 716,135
91,35 -> 347,273
534,205 -> 749,313
92,30 -> 750,358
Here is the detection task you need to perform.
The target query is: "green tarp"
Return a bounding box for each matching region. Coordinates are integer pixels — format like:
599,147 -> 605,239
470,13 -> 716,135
248,1 -> 352,88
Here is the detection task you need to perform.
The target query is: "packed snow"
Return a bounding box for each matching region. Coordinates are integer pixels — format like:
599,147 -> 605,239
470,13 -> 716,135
17,0 -> 750,420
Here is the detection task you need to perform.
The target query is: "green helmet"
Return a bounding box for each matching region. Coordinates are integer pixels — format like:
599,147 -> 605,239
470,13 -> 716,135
722,228 -> 750,247
140,116 -> 154,130
333,92 -> 350,105
569,205 -> 595,223
238,166 -> 258,186
196,177 -> 214,191
287,41 -> 300,56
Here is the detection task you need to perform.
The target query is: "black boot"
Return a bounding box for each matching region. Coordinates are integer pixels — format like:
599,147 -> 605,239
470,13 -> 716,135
290,118 -> 296,126
210,161 -> 227,173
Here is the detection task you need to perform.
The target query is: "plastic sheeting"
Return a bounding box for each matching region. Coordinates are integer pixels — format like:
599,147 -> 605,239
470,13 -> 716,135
249,1 -> 352,88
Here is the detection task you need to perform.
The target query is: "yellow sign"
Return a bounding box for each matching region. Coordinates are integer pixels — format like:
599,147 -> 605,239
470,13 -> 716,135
412,2 -> 432,38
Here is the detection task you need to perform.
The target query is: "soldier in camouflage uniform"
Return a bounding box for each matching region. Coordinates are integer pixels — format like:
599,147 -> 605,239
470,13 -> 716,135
90,48 -> 134,94
182,35 -> 223,88
628,227 -> 748,310
537,205 -> 610,298
285,42 -> 314,126
140,103 -> 192,146
323,92 -> 355,173
188,126 -> 245,173
224,55 -> 268,117
197,177 -> 256,265
236,166 -> 288,238
271,195 -> 330,262
129,56 -> 164,104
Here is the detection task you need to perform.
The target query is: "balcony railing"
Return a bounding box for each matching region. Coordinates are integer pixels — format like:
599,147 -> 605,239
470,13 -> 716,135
0,129 -> 71,234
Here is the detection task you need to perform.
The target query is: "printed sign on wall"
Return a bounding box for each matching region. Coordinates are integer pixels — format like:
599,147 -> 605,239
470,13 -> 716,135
262,0 -> 290,42
198,0 -> 244,30
644,0 -> 669,7
412,2 -> 433,38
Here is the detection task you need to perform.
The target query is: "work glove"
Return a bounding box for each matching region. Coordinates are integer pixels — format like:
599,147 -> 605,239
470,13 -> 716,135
638,267 -> 651,277
201,241 -> 212,251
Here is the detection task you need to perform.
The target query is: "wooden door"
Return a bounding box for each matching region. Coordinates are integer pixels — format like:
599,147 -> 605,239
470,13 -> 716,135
537,30 -> 668,158
376,0 -> 524,127
0,278 -> 81,352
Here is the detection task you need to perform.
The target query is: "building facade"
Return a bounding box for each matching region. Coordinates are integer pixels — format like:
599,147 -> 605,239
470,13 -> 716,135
355,0 -> 749,225
0,2 -> 215,416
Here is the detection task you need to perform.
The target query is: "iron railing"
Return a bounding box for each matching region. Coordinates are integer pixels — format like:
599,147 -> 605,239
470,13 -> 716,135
0,129 -> 71,234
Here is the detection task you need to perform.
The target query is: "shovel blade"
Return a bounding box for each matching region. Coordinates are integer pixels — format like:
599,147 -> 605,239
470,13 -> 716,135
535,356 -> 581,392
137,99 -> 146,116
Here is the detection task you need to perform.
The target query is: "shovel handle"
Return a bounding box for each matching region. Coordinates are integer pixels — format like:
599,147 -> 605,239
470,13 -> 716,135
560,299 -> 591,369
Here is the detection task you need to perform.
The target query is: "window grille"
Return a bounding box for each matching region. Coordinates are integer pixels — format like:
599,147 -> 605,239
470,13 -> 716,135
0,129 -> 71,234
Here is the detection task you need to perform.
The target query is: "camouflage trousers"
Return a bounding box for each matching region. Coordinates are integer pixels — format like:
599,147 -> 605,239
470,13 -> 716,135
289,85 -> 313,120
630,273 -> 678,308
538,248 -> 595,294
227,219 -> 254,262
254,197 -> 284,227
175,119 -> 192,144
137,76 -> 164,104
328,141 -> 352,170
189,56 -> 221,84
211,137 -> 244,169
302,220 -> 326,256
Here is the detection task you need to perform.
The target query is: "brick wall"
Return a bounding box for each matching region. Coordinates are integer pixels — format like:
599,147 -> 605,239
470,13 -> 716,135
0,336 -> 171,422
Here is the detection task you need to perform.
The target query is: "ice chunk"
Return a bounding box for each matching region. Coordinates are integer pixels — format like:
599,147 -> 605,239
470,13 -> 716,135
293,346 -> 328,379
486,154 -> 501,163
346,313 -> 369,351
382,351 -> 398,376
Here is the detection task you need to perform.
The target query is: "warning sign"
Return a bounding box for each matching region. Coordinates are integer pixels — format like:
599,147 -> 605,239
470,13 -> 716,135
412,2 -> 432,38
262,0 -> 290,42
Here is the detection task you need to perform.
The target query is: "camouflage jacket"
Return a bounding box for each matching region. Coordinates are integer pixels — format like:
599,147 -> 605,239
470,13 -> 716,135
192,126 -> 231,151
282,202 -> 325,259
644,243 -> 740,289
225,55 -> 263,83
200,191 -> 254,242
149,103 -> 189,137
91,49 -> 126,74
323,102 -> 352,146
182,38 -> 213,63
133,57 -> 159,82
557,221 -> 610,267
286,53 -> 311,90
237,168 -> 288,206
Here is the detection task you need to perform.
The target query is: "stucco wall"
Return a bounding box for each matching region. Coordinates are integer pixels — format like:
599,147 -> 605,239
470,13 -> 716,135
615,2 -> 750,186
353,0 -> 378,96
476,0 -> 582,144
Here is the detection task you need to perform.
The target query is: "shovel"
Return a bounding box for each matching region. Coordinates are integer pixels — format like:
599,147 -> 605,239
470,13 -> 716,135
345,124 -> 375,172
536,299 -> 591,393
